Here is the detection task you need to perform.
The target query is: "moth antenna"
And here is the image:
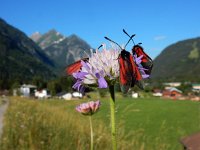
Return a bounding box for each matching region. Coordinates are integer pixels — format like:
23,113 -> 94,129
104,36 -> 123,50
97,44 -> 103,50
124,34 -> 135,48
123,29 -> 136,45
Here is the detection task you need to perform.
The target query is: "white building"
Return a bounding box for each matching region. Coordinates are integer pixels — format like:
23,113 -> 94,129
132,92 -> 139,98
153,92 -> 163,97
35,89 -> 51,99
72,92 -> 83,98
62,93 -> 73,100
20,84 -> 37,97
56,92 -> 72,100
163,82 -> 181,89
192,84 -> 200,92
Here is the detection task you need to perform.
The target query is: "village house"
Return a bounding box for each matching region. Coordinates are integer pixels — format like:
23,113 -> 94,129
162,87 -> 183,99
152,89 -> 163,97
163,82 -> 181,89
132,91 -> 139,98
35,89 -> 51,99
20,84 -> 37,97
56,91 -> 83,100
56,91 -> 72,100
192,84 -> 200,93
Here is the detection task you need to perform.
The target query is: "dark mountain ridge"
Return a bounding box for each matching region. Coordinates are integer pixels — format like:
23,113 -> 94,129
0,18 -> 55,88
152,37 -> 200,82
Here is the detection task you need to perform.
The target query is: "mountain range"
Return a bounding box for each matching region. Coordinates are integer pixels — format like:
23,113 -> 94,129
0,18 -> 56,88
0,17 -> 92,89
30,29 -> 91,74
152,37 -> 200,82
1,17 -> 200,90
30,29 -> 65,49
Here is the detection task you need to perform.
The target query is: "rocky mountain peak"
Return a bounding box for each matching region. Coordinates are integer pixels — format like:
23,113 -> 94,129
30,29 -> 65,49
30,31 -> 42,42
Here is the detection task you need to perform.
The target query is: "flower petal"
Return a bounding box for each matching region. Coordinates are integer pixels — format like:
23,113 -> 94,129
98,76 -> 108,88
76,100 -> 101,115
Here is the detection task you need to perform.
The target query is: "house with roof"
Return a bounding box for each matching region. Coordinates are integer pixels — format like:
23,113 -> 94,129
35,89 -> 51,99
192,84 -> 200,93
56,91 -> 83,100
20,84 -> 37,97
163,82 -> 181,89
152,89 -> 163,97
162,87 -> 183,99
56,91 -> 72,100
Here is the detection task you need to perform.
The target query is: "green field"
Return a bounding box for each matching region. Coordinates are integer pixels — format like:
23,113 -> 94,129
0,95 -> 200,150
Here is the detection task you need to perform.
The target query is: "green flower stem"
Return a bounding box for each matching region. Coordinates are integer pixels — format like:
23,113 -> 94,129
109,85 -> 117,150
89,116 -> 94,150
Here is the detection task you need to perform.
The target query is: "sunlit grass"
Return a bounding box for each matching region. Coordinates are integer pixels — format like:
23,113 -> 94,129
0,96 -> 200,150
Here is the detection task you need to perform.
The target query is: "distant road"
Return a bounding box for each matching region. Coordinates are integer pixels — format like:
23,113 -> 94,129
0,97 -> 9,138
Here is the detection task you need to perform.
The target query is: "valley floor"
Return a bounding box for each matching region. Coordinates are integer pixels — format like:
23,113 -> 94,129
0,96 -> 199,150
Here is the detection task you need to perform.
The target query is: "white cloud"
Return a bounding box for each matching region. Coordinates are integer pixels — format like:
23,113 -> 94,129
154,35 -> 166,41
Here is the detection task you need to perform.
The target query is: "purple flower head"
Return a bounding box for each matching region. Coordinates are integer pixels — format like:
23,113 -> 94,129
72,47 -> 120,92
76,100 -> 101,115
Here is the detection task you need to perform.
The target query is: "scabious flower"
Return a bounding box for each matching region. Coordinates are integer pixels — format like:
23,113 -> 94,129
76,100 -> 101,115
72,45 -> 120,92
76,100 -> 100,150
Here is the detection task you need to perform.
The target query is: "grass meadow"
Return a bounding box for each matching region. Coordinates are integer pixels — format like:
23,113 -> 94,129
0,94 -> 200,150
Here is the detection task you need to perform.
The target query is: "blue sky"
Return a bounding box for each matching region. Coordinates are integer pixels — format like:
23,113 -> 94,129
1,0 -> 200,59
